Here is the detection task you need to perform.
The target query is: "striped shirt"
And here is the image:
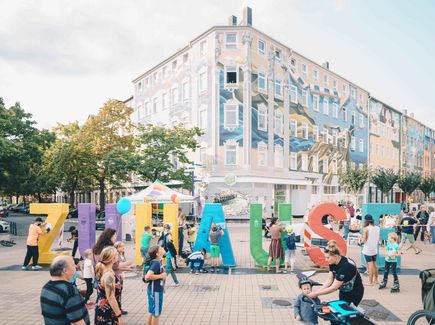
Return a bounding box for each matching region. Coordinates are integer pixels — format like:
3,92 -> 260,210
40,280 -> 90,325
187,251 -> 204,261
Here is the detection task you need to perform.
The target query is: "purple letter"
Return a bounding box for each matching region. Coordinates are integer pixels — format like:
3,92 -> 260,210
78,203 -> 96,256
105,204 -> 122,241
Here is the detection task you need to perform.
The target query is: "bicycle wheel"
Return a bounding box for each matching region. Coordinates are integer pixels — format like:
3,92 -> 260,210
407,310 -> 435,325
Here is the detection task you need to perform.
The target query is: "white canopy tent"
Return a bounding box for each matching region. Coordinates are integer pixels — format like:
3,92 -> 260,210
126,180 -> 194,203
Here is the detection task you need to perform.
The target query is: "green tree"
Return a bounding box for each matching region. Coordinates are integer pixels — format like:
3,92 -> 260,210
340,165 -> 369,207
397,171 -> 422,204
419,177 -> 435,201
371,169 -> 399,203
135,124 -> 203,191
78,100 -> 135,211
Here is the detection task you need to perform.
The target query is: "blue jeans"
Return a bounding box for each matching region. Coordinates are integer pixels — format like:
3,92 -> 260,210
430,226 -> 435,244
189,259 -> 204,271
343,222 -> 349,240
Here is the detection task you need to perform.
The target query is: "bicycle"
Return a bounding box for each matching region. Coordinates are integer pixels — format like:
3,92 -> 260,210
0,239 -> 16,247
407,310 -> 435,324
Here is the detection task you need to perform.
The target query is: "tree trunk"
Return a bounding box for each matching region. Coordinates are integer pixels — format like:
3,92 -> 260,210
380,192 -> 384,203
99,178 -> 106,211
37,192 -> 42,203
69,190 -> 75,207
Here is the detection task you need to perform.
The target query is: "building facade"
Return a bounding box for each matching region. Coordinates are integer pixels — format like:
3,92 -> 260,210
130,8 -> 434,215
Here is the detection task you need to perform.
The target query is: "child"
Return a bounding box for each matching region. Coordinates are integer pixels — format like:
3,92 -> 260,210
165,242 -> 179,286
83,249 -> 95,307
294,278 -> 321,324
284,225 -> 297,274
114,241 -> 131,314
209,225 -> 224,272
187,221 -> 198,251
69,258 -> 82,287
186,248 -> 207,274
140,226 -> 153,261
379,232 -> 400,292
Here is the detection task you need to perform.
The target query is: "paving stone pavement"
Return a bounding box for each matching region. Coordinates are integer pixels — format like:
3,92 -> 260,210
0,222 -> 434,324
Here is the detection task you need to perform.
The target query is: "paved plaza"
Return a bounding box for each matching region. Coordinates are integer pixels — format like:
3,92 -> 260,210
0,222 -> 434,324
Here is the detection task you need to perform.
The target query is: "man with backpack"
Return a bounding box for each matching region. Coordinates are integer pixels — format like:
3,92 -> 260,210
415,206 -> 429,242
284,225 -> 297,274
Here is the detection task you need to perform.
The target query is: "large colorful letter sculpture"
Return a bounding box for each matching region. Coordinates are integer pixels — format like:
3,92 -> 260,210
361,203 -> 401,269
305,203 -> 347,267
134,203 -> 179,266
194,203 -> 236,267
250,203 -> 292,267
78,203 -> 96,257
29,203 -> 70,264
105,204 -> 122,242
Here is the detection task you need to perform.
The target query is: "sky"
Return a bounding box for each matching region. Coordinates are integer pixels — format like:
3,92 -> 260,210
1,0 -> 434,130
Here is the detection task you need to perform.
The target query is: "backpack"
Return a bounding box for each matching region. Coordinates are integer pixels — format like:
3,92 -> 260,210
142,256 -> 153,283
157,232 -> 170,249
285,233 -> 296,250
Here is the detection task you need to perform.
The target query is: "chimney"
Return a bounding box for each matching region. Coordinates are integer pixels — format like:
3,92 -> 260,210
410,112 -> 414,118
322,62 -> 330,70
403,109 -> 407,115
228,15 -> 237,26
241,7 -> 253,26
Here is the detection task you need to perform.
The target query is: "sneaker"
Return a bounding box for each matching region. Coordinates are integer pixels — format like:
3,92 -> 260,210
283,270 -> 288,274
32,265 -> 42,270
216,268 -> 220,272
173,283 -> 180,287
189,270 -> 194,274
195,271 -> 199,275
21,266 -> 28,270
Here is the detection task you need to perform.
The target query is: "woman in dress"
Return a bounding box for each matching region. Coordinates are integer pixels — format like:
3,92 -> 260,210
94,246 -> 125,325
267,217 -> 284,273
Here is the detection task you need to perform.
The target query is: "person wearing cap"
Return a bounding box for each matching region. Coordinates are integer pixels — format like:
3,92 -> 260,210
22,217 -> 48,270
361,214 -> 380,286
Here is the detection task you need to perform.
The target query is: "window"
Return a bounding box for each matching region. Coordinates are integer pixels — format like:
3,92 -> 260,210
313,95 -> 319,111
145,101 -> 151,115
183,53 -> 189,64
153,97 -> 158,113
258,40 -> 266,54
172,60 -> 177,71
257,104 -> 267,131
274,49 -> 281,61
138,82 -> 142,93
323,129 -> 329,144
343,107 -> 347,122
274,110 -> 283,135
290,86 -> 297,103
312,155 -> 319,172
290,152 -> 297,170
275,145 -> 283,168
224,140 -> 237,165
359,139 -> 364,152
257,142 -> 267,167
351,87 -> 356,99
171,87 -> 178,105
332,129 -> 338,146
290,119 -> 297,137
153,72 -> 158,84
323,98 -> 329,115
162,67 -> 167,79
323,158 -> 329,174
313,125 -> 319,141
342,84 -> 347,94
332,103 -> 338,118
302,90 -> 308,107
258,72 -> 267,91
200,40 -> 207,56
301,153 -> 308,171
226,32 -> 237,49
301,122 -> 308,139
162,92 -> 169,109
290,58 -> 297,70
313,70 -> 319,81
182,81 -> 189,100
275,79 -> 282,96
359,113 -> 364,128
302,63 -> 307,75
351,136 -> 356,151
199,108 -> 207,130
351,111 -> 355,125
199,71 -> 207,92
225,66 -> 238,85
333,80 -> 338,91
342,160 -> 347,173
224,103 -> 238,129
324,75 -> 329,87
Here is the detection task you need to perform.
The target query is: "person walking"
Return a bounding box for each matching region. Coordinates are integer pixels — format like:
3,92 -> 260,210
68,227 -> 79,258
361,215 -> 380,286
399,212 -> 422,254
23,217 -> 47,270
94,246 -> 125,325
40,256 -> 90,325
145,245 -> 167,325
140,226 -> 153,261
267,217 -> 283,273
414,206 -> 429,242
427,207 -> 435,244
209,225 -> 224,272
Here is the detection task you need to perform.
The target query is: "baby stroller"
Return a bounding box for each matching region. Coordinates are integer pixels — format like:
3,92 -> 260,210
407,268 -> 435,325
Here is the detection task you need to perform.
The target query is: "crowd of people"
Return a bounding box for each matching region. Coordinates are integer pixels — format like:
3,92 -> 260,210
28,202 -> 434,324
